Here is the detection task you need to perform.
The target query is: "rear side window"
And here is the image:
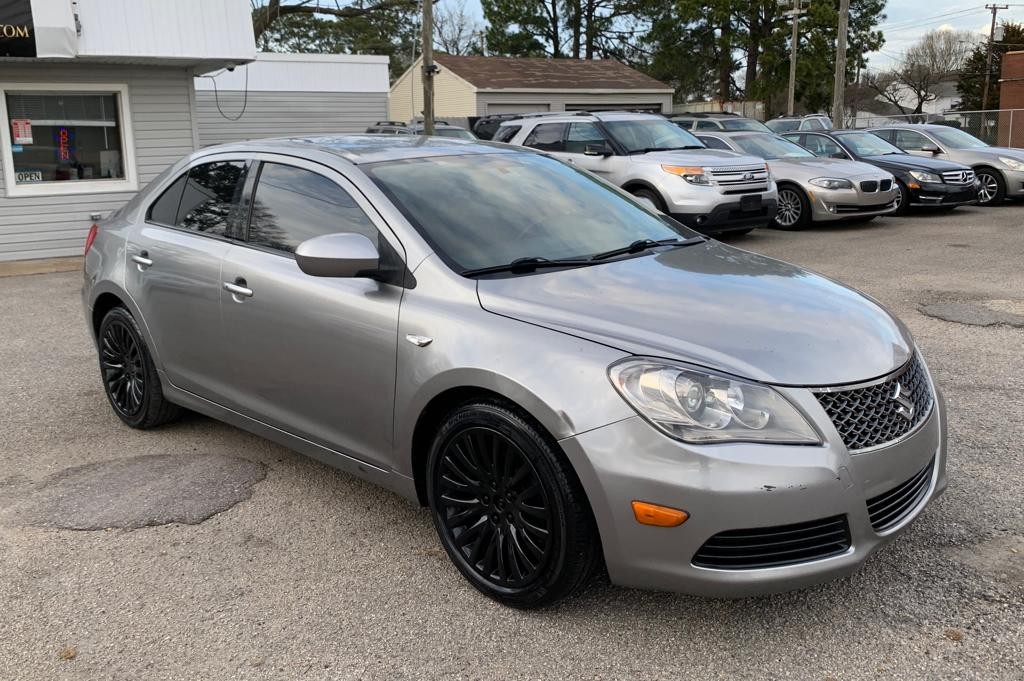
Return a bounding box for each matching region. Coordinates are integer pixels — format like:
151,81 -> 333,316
247,162 -> 379,254
147,174 -> 187,225
493,125 -> 521,143
695,119 -> 719,130
803,118 -> 825,130
176,161 -> 248,237
523,123 -> 567,152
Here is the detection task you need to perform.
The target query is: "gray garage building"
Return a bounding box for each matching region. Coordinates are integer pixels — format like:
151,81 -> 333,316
388,55 -> 674,122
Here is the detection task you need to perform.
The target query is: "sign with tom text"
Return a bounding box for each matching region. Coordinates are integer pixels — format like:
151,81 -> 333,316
0,0 -> 35,57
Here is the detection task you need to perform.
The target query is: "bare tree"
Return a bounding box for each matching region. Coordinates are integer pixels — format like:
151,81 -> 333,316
867,30 -> 979,115
433,0 -> 483,55
251,0 -> 420,41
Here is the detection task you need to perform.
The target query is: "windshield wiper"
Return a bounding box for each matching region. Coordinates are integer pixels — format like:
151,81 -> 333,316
460,256 -> 594,277
628,145 -> 704,154
589,236 -> 705,262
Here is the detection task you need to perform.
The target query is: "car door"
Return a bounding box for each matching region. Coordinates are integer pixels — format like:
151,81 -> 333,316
563,121 -> 617,177
218,157 -> 404,468
124,157 -> 250,401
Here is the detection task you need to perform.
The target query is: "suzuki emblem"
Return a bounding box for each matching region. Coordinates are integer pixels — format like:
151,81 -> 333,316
891,382 -> 915,421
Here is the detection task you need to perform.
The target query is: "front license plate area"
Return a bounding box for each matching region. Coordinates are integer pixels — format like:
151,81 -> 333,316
740,195 -> 761,212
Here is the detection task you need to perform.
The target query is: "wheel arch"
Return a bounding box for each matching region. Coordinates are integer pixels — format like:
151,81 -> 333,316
622,180 -> 666,209
87,281 -> 163,367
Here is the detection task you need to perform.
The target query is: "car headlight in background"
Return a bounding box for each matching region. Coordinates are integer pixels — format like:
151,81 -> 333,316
808,177 -> 853,190
608,359 -> 821,444
909,170 -> 941,183
661,164 -> 710,185
998,156 -> 1024,171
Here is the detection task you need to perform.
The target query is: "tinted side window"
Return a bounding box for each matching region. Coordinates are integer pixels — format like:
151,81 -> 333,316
493,125 -> 521,143
147,173 -> 187,225
248,163 -> 379,254
523,123 -> 567,152
565,122 -> 609,153
696,119 -> 719,130
176,161 -> 248,237
894,130 -> 929,151
700,136 -> 731,151
804,135 -> 844,157
873,129 -> 895,143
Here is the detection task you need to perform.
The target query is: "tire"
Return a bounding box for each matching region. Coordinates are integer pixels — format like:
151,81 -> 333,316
773,185 -> 811,230
629,187 -> 665,212
975,167 -> 1006,206
893,180 -> 911,216
97,306 -> 181,429
426,400 -> 601,609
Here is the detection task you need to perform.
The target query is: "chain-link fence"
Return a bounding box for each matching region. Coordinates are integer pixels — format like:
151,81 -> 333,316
849,109 -> 1024,148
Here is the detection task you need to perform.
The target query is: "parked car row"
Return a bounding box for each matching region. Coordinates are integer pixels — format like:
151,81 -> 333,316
365,119 -> 476,139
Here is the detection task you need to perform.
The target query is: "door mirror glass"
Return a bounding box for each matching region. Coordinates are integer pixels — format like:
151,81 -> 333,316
295,233 -> 379,278
584,143 -> 612,157
921,144 -> 940,154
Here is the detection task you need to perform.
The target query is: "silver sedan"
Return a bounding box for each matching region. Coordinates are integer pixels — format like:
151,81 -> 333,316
83,135 -> 945,608
697,131 -> 898,229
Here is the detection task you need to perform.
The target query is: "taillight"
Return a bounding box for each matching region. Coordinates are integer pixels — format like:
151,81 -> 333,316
84,223 -> 98,255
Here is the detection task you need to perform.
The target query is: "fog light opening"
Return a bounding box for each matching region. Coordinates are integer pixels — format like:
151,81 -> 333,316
631,500 -> 689,527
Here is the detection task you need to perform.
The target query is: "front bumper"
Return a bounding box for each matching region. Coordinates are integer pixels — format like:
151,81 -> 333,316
1001,168 -> 1024,197
808,185 -> 899,222
670,197 -> 778,234
909,180 -> 979,207
560,385 -> 947,597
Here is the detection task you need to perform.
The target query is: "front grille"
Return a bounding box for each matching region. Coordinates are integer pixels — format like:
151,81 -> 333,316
942,169 -> 976,185
708,165 -> 769,187
880,178 -> 892,191
814,354 -> 934,452
866,458 -> 935,532
692,515 -> 851,570
860,180 -> 878,192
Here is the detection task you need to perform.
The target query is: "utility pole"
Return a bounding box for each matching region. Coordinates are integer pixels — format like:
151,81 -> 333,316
982,4 -> 1009,110
831,0 -> 850,127
783,0 -> 806,116
421,0 -> 436,134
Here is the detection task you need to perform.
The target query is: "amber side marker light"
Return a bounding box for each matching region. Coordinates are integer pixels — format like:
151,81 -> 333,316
631,501 -> 689,527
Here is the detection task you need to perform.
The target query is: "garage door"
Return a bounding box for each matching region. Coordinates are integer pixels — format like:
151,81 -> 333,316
565,103 -> 661,112
485,103 -> 550,114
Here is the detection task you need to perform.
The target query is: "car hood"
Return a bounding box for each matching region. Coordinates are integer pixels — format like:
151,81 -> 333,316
768,156 -> 885,179
860,153 -> 967,173
634,149 -> 766,168
476,241 -> 913,387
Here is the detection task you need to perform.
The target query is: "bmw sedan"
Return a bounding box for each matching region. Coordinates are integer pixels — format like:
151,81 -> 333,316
83,135 -> 947,608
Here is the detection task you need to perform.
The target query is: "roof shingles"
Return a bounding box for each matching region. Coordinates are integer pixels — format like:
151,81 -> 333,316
434,55 -> 671,91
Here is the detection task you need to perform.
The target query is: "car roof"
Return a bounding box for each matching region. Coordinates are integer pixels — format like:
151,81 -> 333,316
193,134 -> 514,165
500,111 -> 666,125
867,124 -> 949,131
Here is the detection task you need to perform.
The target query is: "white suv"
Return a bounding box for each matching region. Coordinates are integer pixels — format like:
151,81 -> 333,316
497,112 -> 778,235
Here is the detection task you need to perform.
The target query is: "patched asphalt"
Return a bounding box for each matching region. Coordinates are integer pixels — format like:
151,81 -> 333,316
0,205 -> 1021,680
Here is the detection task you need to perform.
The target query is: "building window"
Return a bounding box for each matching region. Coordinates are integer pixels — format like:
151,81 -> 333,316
0,84 -> 137,197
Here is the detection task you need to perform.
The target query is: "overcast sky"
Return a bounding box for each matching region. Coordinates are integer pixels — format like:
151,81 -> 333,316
453,0 -> 1024,70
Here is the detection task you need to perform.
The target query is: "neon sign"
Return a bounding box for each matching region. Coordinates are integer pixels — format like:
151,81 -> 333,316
53,126 -> 75,163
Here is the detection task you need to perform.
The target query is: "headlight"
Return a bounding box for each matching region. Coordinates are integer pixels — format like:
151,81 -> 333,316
765,162 -> 775,182
808,177 -> 853,190
909,170 -> 941,183
608,359 -> 821,444
998,156 -> 1024,170
661,164 -> 710,185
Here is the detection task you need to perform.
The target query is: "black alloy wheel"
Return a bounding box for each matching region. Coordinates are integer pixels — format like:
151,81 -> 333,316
427,401 -> 600,608
97,307 -> 181,429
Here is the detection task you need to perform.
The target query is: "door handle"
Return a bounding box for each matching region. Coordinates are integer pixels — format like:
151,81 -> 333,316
131,252 -> 153,270
223,280 -> 253,298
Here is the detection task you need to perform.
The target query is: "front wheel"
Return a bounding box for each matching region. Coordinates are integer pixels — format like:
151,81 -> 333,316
426,401 -> 601,609
975,168 -> 1006,206
893,180 -> 911,215
773,185 -> 810,230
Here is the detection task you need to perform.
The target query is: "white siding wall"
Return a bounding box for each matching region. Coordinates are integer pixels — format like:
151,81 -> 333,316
0,64 -> 197,262
195,91 -> 388,146
476,91 -> 673,115
388,59 -> 478,121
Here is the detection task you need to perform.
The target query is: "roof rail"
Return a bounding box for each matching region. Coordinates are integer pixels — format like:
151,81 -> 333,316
374,120 -> 407,127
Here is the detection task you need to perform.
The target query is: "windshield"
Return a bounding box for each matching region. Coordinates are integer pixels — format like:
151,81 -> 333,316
836,132 -> 904,156
721,118 -> 771,132
928,127 -> 989,149
602,118 -> 704,152
732,134 -> 814,159
433,128 -> 476,139
365,152 -> 691,272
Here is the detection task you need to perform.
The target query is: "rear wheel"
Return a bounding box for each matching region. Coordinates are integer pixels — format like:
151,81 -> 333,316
426,400 -> 600,609
98,307 -> 180,429
975,167 -> 1006,206
773,185 -> 810,230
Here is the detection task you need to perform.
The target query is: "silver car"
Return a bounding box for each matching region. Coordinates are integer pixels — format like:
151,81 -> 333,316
868,124 -> 1024,206
83,135 -> 947,608
698,131 -> 898,229
498,112 -> 778,236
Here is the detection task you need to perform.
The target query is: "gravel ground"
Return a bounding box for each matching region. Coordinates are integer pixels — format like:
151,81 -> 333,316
1,206 -> 1021,680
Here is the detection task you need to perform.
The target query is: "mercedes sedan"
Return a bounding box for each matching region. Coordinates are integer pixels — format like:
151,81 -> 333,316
83,135 -> 947,608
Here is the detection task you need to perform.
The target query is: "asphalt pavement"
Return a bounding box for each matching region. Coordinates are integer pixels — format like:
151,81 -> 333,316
1,205 -> 1021,680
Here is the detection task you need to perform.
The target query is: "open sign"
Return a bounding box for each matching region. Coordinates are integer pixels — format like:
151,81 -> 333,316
15,170 -> 43,183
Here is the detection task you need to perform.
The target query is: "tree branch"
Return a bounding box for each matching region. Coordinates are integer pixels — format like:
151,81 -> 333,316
253,0 -> 421,39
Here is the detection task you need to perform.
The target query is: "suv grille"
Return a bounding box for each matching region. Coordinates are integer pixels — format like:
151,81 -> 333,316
866,458 -> 934,532
692,515 -> 851,570
707,165 -> 769,190
942,169 -> 976,185
813,355 -> 934,452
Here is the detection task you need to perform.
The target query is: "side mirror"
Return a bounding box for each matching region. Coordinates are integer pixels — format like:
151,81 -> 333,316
830,151 -> 847,159
921,145 -> 940,154
295,232 -> 379,278
584,143 -> 612,157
